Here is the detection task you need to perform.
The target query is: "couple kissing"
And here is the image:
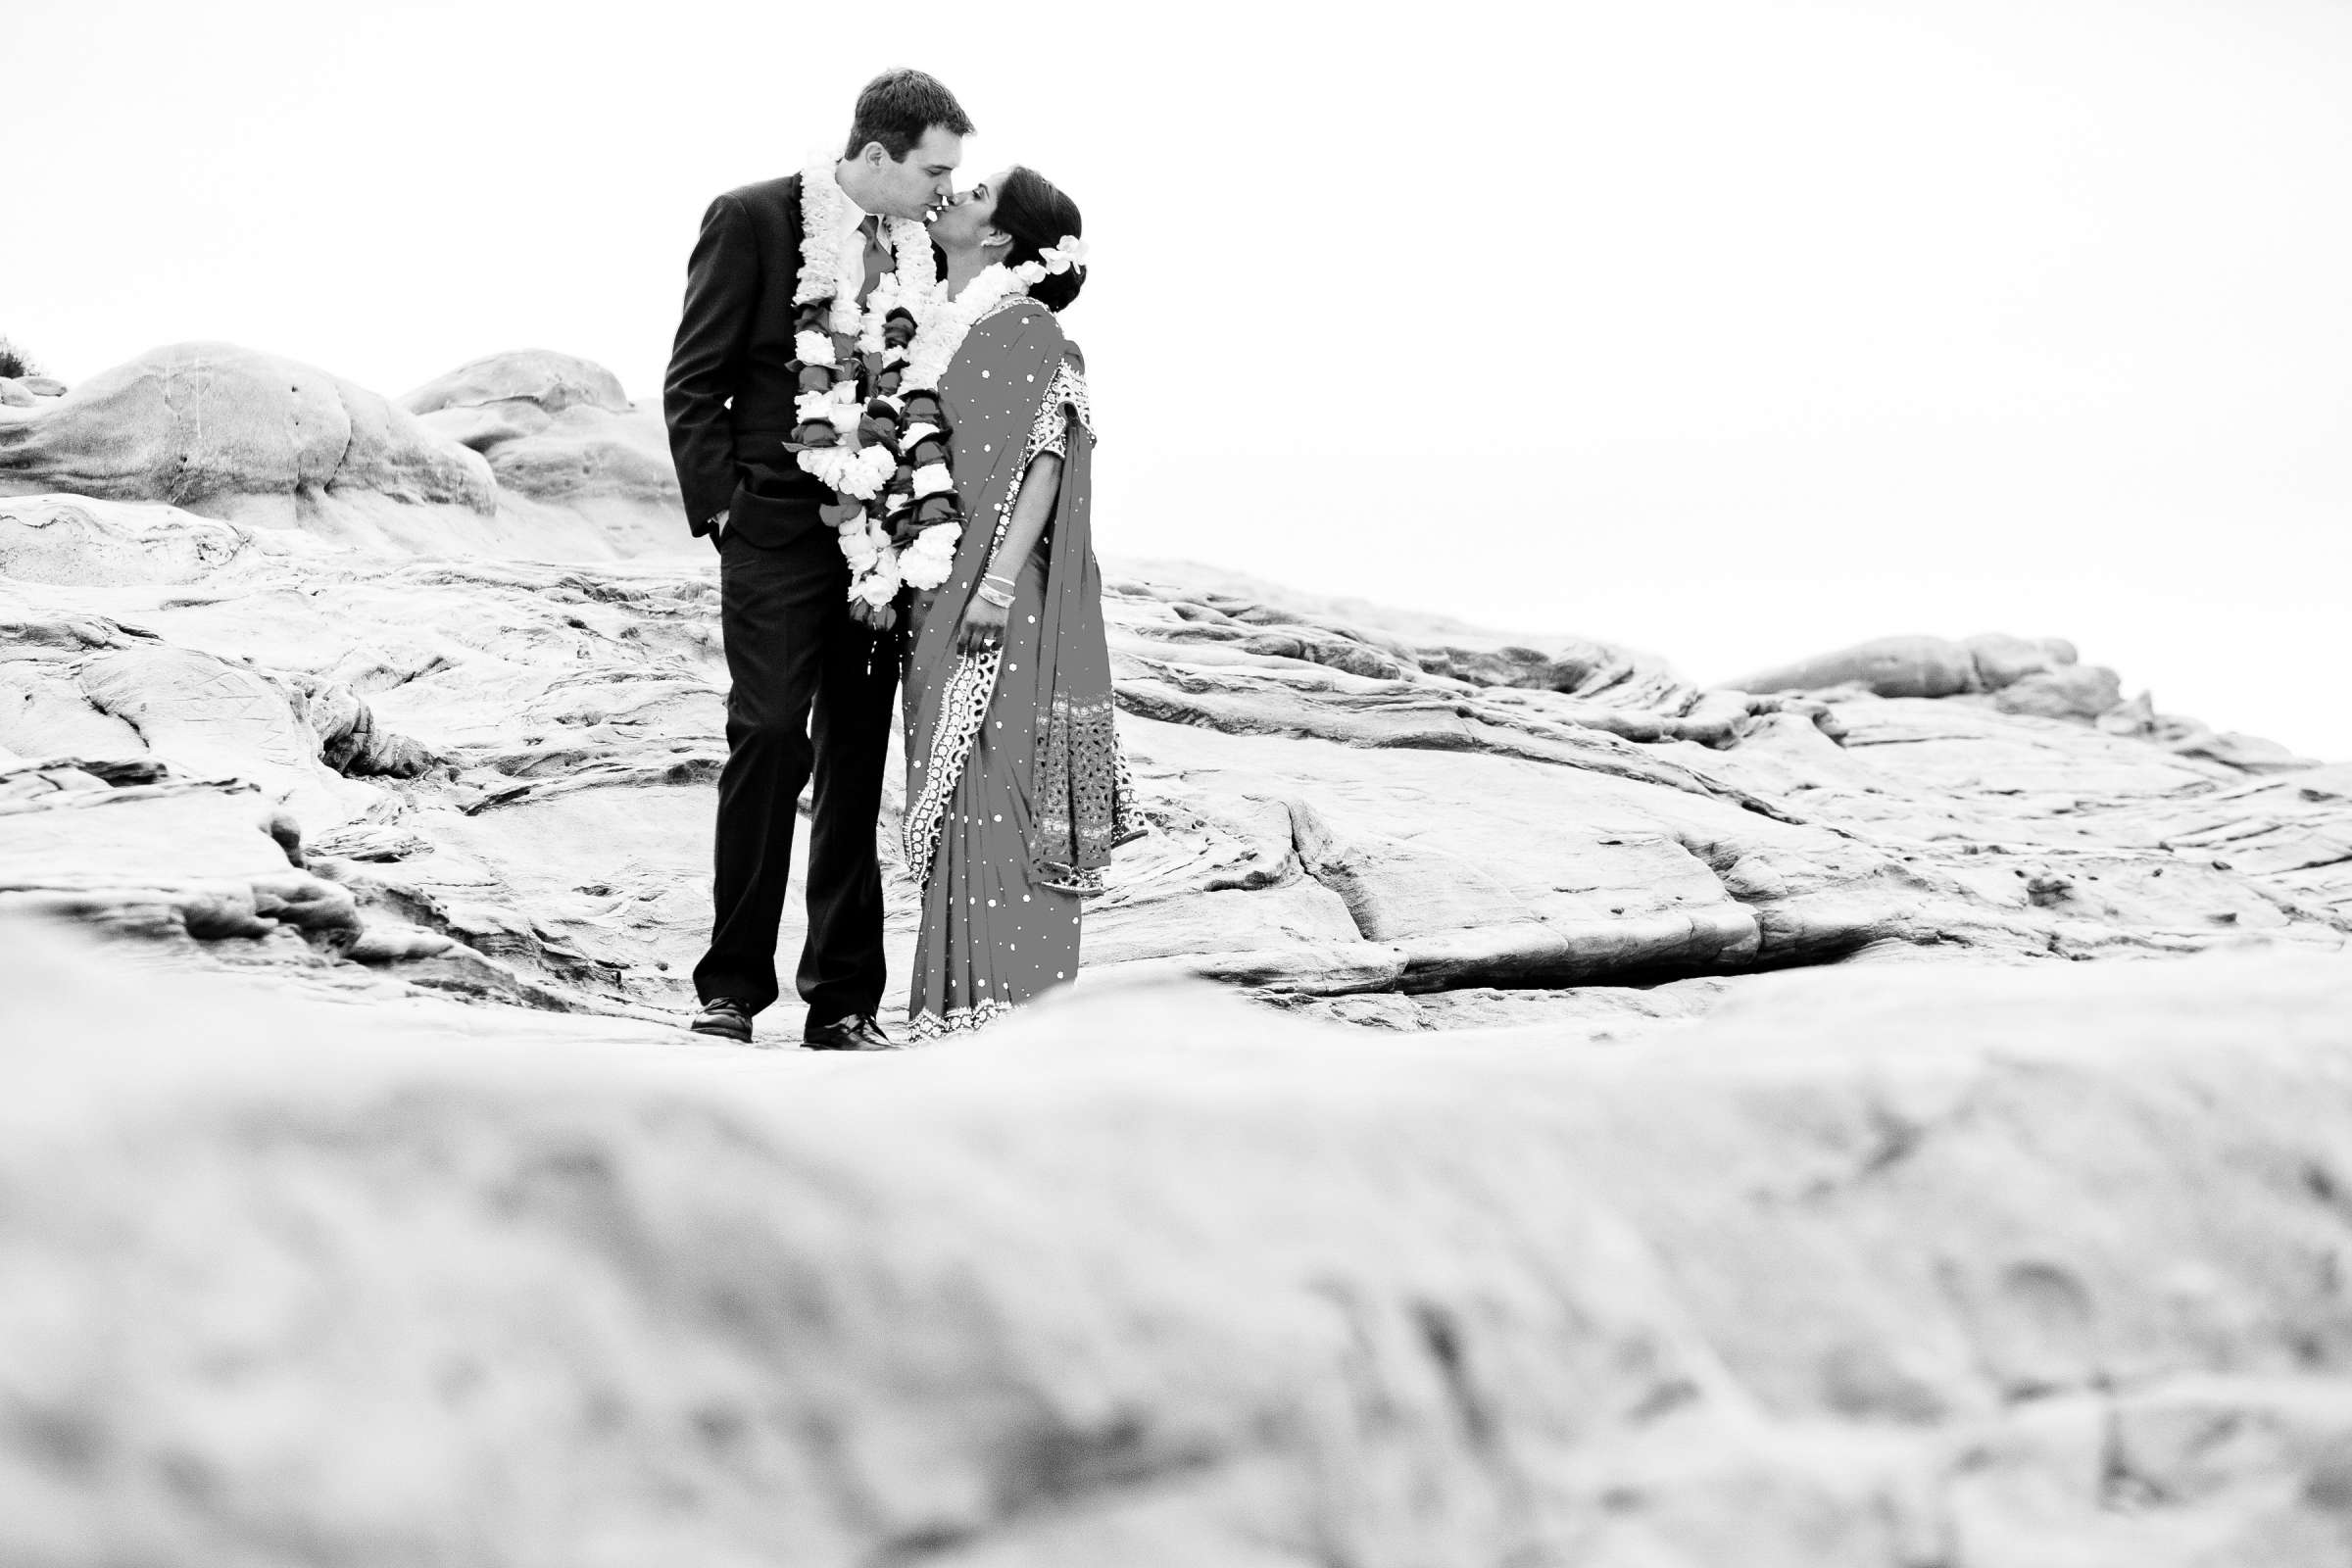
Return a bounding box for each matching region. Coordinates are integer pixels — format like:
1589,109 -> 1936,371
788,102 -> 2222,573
662,68 -> 1138,1052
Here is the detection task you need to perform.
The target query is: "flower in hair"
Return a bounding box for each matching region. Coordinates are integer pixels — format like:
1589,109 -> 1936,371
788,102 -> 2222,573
1011,261 -> 1048,286
1039,235 -> 1089,274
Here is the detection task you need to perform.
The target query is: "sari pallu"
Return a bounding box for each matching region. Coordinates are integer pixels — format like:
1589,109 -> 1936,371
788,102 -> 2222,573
899,299 -> 1138,1039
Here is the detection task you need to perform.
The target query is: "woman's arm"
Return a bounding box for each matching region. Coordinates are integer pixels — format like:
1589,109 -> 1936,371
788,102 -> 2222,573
956,450 -> 1063,655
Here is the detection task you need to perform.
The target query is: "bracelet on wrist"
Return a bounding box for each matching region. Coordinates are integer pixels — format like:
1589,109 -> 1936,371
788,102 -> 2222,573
975,584 -> 1013,609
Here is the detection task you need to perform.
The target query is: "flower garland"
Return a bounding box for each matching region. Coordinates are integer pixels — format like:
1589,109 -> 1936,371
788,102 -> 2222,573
876,261 -> 1042,594
858,240 -> 1087,596
780,155 -> 941,628
792,219 -> 1093,620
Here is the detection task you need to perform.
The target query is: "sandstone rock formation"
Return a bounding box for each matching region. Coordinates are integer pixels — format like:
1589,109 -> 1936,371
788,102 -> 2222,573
0,342 -> 494,541
0,344 -> 660,560
6,918 -> 2351,1565
5,337 -> 2352,1562
0,368 -> 66,408
1734,632 -> 2073,702
1734,631 -> 2312,773
3,493 -> 2344,1029
401,350 -> 687,559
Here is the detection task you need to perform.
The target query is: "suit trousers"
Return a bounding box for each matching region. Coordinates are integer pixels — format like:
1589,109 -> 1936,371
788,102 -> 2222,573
693,522 -> 899,1022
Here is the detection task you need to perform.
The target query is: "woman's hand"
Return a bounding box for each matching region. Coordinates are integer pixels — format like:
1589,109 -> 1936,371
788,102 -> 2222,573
956,592 -> 1010,657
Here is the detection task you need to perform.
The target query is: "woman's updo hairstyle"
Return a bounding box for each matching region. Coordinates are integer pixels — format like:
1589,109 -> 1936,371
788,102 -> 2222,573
994,166 -> 1086,312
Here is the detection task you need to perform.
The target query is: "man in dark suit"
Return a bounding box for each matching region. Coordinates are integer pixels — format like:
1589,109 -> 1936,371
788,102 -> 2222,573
664,69 -> 973,1050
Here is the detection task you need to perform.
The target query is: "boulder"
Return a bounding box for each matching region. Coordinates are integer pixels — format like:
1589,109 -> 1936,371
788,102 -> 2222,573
482,404 -> 685,559
1733,633 -> 1986,700
1737,631 -> 2150,734
0,343 -> 618,558
403,350 -> 687,558
400,349 -> 630,419
1991,662 -> 2125,721
274,671 -> 438,779
0,341 -> 484,535
1964,631 -> 2075,689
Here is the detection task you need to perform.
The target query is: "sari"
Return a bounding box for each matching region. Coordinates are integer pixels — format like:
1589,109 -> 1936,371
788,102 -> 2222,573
900,297 -> 1138,1039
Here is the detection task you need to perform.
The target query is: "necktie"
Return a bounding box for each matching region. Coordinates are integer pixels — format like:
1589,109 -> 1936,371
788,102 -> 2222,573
858,215 -> 888,303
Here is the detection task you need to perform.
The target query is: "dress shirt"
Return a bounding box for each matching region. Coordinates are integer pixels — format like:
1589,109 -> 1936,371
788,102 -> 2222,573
812,164 -> 890,305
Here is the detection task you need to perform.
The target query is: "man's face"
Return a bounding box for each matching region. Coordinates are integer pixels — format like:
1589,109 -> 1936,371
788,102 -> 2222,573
864,125 -> 962,220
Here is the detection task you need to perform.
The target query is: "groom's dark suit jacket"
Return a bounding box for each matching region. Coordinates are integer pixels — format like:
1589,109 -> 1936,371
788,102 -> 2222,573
665,171 -> 899,1023
664,173 -> 829,548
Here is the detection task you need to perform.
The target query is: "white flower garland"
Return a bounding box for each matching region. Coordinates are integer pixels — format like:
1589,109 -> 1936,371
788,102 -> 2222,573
792,152 -> 937,334
783,155 -> 944,612
901,264 -> 1028,393
785,170 -> 1070,612
877,263 -> 1034,591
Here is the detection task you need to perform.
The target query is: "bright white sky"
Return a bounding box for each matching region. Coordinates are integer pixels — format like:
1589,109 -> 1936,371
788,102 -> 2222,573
9,0 -> 2350,757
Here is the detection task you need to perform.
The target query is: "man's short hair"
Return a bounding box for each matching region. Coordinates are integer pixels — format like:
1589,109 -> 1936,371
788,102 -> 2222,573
844,69 -> 975,161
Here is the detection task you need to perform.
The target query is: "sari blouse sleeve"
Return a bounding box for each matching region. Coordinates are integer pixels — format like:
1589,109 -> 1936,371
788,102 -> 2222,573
1023,360 -> 1094,465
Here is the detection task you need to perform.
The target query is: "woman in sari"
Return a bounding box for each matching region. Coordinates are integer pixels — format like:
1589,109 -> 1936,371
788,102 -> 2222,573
899,166 -> 1137,1039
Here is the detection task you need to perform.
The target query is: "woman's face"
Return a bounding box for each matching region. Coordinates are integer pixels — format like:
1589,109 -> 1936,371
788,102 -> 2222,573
928,168 -> 1011,259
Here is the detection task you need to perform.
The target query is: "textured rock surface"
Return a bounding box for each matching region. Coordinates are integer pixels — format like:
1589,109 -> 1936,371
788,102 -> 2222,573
1,498 -> 2345,1024
0,494 -> 335,586
6,340 -> 2352,1563
5,920 -> 2351,1565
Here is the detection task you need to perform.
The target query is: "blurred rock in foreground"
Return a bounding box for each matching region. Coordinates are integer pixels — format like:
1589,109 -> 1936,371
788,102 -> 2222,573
3,918 -> 2350,1566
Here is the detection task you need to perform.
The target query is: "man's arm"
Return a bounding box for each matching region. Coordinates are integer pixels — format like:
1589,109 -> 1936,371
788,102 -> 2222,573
663,193 -> 757,536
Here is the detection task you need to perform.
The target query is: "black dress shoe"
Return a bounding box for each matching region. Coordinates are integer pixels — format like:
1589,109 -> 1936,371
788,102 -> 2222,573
802,1013 -> 904,1052
689,997 -> 754,1045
